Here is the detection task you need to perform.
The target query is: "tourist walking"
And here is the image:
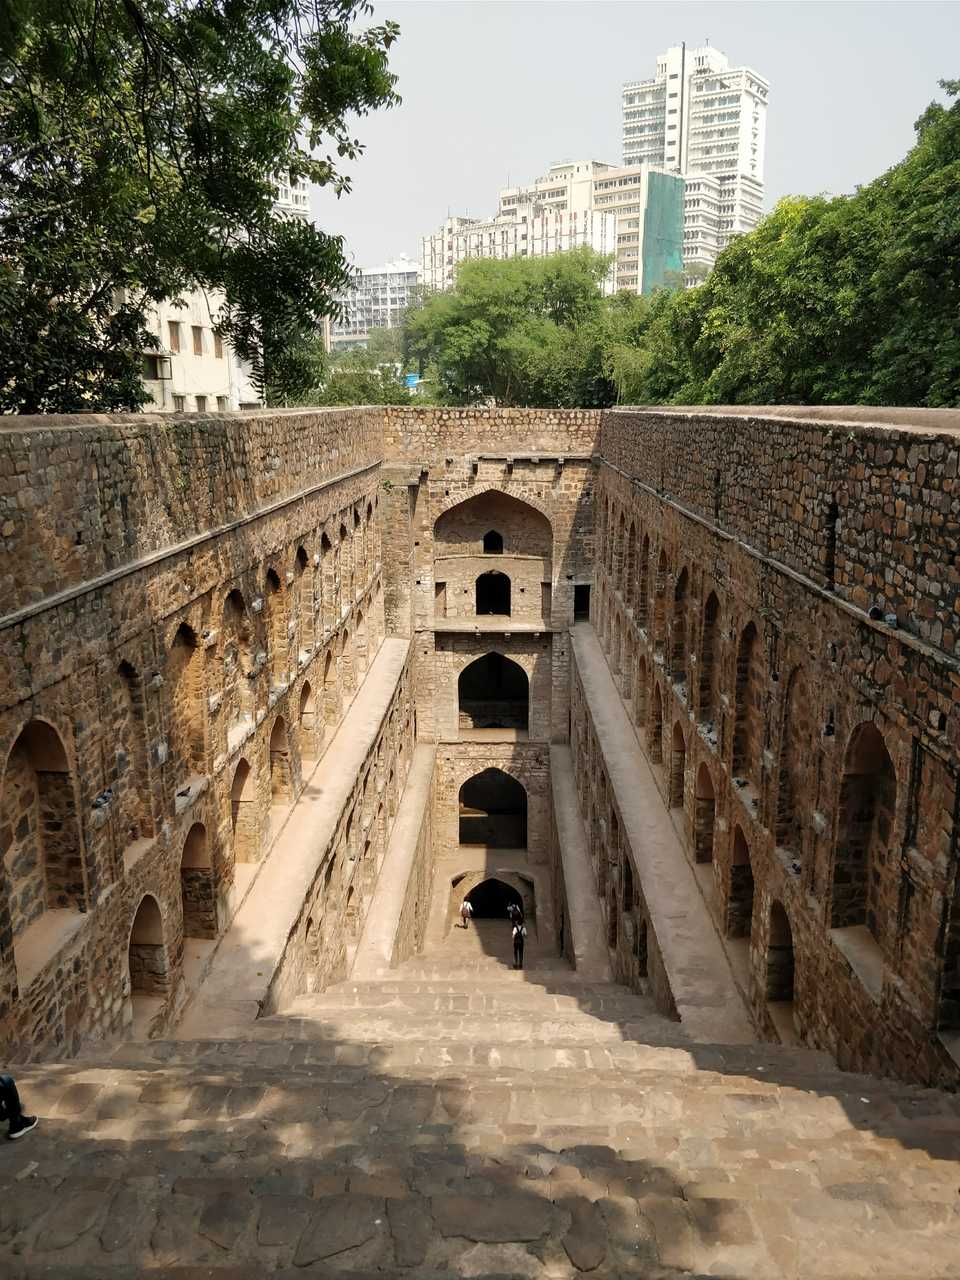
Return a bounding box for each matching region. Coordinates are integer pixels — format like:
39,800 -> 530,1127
512,920 -> 526,970
1,1074 -> 37,1140
459,898 -> 474,929
506,901 -> 524,927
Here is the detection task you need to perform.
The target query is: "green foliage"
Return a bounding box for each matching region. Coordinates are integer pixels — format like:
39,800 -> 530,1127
614,79 -> 960,408
308,341 -> 412,406
0,0 -> 399,413
404,247 -> 627,407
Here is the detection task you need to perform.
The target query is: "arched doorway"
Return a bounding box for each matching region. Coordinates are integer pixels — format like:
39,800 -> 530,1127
2,720 -> 86,980
180,822 -> 215,939
669,722 -> 686,808
765,902 -> 798,1046
299,681 -> 318,762
476,571 -> 511,616
694,764 -> 715,863
832,721 -> 896,942
458,653 -> 529,732
128,895 -> 169,1034
465,878 -> 523,918
483,529 -> 504,554
231,757 -> 257,862
727,825 -> 755,938
458,768 -> 527,847
269,717 -> 292,805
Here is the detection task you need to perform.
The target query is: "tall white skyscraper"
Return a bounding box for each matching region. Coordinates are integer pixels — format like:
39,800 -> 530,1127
622,44 -> 768,282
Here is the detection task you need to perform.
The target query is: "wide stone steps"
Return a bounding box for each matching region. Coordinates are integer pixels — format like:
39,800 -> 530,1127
4,1043 -> 959,1278
6,948 -> 960,1276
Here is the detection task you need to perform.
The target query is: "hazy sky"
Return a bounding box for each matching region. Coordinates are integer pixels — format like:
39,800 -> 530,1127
311,0 -> 959,267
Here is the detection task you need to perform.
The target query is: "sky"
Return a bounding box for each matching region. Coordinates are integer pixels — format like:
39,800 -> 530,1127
310,0 -> 959,268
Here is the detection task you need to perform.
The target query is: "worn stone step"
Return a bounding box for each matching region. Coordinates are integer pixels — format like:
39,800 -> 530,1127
283,994 -> 661,1021
4,1053 -> 960,1279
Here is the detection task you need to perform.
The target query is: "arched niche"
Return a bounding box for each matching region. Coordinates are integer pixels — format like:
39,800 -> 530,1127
694,763 -> 715,863
483,529 -> 504,554
458,653 -> 529,732
180,822 -> 216,939
434,491 -> 552,561
476,571 -> 511,616
128,894 -> 170,1020
727,824 -> 755,939
832,721 -> 897,941
458,768 -> 527,848
1,720 -> 87,969
230,757 -> 257,862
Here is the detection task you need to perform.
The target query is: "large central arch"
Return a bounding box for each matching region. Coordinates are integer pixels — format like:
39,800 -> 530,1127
459,768 -> 528,848
434,490 -> 552,560
458,653 -> 529,731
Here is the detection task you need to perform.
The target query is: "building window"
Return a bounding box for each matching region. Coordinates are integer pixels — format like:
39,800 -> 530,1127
195,395 -> 207,412
214,332 -> 224,359
192,325 -> 204,356
168,321 -> 181,353
217,396 -> 228,411
173,395 -> 186,412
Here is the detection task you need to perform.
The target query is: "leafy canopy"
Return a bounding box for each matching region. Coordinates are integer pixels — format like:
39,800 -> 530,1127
0,0 -> 399,413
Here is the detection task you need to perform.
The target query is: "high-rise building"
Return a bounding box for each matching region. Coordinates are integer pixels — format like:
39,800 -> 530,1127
421,159 -> 683,297
331,256 -> 421,349
622,43 -> 768,282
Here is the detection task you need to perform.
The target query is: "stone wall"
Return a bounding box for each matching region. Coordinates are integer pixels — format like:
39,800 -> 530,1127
1,408 -> 387,1059
568,668 -> 675,1019
264,656 -> 416,1009
392,762 -> 437,969
593,406 -> 960,1086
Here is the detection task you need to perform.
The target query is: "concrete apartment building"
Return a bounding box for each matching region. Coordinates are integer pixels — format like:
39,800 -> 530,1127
421,161 -> 619,295
331,255 -> 420,349
422,159 -> 683,296
623,43 -> 768,281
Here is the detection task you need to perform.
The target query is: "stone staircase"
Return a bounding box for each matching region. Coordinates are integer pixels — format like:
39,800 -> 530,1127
2,923 -> 959,1277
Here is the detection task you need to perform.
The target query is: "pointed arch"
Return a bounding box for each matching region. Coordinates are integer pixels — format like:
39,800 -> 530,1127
230,757 -> 257,862
832,722 -> 897,940
649,682 -> 664,764
669,722 -> 686,808
652,548 -> 668,656
727,824 -> 755,938
458,653 -> 528,732
458,768 -> 527,848
180,822 -> 216,939
222,589 -> 255,724
128,894 -> 169,997
733,622 -> 763,788
2,720 -> 86,969
694,763 -> 715,863
698,591 -> 720,724
671,568 -> 688,683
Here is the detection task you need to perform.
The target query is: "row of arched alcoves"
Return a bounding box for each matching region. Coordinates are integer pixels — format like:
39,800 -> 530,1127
0,486 -> 392,1046
591,481 -> 960,1059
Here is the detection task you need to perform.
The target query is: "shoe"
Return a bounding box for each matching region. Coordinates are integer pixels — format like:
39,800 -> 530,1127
8,1115 -> 38,1140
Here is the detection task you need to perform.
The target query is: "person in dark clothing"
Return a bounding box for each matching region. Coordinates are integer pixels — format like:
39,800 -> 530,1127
1,1075 -> 38,1140
506,901 -> 524,927
512,921 -> 526,970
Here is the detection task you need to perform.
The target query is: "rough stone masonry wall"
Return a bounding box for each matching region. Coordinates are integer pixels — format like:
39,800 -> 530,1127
0,408 -> 387,1060
593,406 -> 960,1087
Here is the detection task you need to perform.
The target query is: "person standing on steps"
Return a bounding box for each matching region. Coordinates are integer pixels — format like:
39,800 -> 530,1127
459,898 -> 474,929
507,901 -> 524,927
512,920 -> 526,970
1,1074 -> 38,1140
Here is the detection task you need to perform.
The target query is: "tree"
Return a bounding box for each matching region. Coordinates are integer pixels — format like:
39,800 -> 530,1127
0,0 -> 399,413
404,247 -> 617,406
611,78 -> 960,408
309,343 -> 412,405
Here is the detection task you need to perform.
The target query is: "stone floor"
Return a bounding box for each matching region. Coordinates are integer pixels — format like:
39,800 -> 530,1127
3,922 -> 960,1277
